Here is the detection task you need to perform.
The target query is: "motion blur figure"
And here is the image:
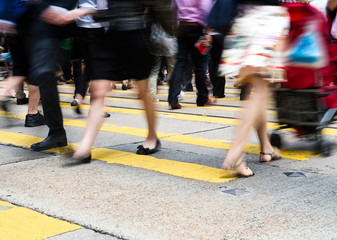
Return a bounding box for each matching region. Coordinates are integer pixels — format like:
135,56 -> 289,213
168,0 -> 215,110
71,0 -> 173,162
219,0 -> 289,177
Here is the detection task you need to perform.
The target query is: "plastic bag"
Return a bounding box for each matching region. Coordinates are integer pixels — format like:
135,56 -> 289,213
149,22 -> 177,57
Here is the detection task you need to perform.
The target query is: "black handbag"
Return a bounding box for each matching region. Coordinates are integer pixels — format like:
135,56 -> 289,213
206,0 -> 237,34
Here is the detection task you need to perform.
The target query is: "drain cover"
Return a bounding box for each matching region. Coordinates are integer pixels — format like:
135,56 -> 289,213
222,188 -> 250,196
284,172 -> 306,177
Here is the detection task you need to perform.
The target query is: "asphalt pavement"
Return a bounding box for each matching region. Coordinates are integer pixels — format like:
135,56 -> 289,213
1,79 -> 337,240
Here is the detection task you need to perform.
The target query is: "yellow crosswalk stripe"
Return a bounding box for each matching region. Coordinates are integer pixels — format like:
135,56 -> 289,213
0,130 -> 237,183
0,112 -> 320,161
0,200 -> 81,240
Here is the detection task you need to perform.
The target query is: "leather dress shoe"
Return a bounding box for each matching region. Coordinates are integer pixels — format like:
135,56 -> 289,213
170,103 -> 181,110
31,134 -> 67,151
25,111 -> 46,127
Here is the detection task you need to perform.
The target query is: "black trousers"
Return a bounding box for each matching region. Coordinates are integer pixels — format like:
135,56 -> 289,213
208,34 -> 226,98
28,36 -> 65,136
169,25 -> 209,106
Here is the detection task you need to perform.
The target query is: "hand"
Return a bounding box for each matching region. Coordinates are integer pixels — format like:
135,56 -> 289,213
40,7 -> 96,26
201,34 -> 212,47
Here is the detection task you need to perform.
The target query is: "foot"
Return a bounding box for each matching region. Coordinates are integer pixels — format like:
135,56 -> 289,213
222,155 -> 254,177
122,84 -> 127,90
72,151 -> 91,163
197,97 -> 217,107
260,147 -> 282,162
25,111 -> 46,127
136,139 -> 161,155
31,133 -> 67,151
70,100 -> 81,114
17,98 -> 29,105
170,103 -> 181,110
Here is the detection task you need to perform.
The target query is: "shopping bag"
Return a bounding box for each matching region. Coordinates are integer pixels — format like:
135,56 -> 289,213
206,0 -> 237,34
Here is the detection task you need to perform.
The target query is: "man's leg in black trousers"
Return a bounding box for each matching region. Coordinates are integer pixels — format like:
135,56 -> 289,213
168,36 -> 189,109
191,37 -> 209,106
29,37 -> 67,151
209,35 -> 225,98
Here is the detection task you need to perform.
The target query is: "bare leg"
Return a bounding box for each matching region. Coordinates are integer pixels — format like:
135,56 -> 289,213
74,93 -> 83,105
73,80 -> 111,158
1,76 -> 26,98
222,75 -> 271,176
27,84 -> 41,115
137,79 -> 158,149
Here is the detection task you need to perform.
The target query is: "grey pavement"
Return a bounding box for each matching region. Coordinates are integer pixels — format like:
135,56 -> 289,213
1,81 -> 337,240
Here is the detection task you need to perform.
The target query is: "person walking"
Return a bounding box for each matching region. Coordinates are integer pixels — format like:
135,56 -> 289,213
71,0 -> 172,162
219,0 -> 288,176
168,0 -> 215,109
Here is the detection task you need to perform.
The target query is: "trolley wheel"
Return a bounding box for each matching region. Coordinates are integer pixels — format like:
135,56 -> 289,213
315,139 -> 333,156
270,132 -> 282,149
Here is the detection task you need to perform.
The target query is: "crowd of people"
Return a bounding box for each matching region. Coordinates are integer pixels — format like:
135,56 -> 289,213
0,0 -> 335,177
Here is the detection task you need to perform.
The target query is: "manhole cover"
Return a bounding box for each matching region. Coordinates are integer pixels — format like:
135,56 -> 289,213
222,188 -> 250,196
284,172 -> 306,177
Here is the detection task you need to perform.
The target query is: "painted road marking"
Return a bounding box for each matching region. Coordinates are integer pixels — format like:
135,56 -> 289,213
0,200 -> 81,240
0,113 -> 319,161
0,130 -> 237,183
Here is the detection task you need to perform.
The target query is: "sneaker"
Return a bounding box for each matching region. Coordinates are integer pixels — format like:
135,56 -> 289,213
177,91 -> 185,101
25,111 -> 46,127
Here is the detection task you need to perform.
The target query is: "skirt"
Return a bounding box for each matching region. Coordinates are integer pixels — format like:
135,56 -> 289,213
218,5 -> 289,84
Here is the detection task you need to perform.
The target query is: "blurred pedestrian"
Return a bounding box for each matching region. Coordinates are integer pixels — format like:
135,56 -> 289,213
71,0 -> 173,162
219,0 -> 288,176
168,0 -> 216,110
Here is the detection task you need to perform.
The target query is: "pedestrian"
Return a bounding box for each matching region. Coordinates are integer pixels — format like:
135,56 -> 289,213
168,0 -> 216,110
71,0 -> 172,162
219,0 -> 288,176
15,1 -> 93,151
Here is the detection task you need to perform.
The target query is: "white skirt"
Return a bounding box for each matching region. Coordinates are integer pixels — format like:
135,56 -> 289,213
218,5 -> 290,83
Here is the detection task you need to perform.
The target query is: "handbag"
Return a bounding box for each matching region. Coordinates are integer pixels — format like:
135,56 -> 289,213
206,0 -> 237,34
149,22 -> 177,56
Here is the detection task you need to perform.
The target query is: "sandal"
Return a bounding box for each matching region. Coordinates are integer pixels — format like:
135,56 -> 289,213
136,139 -> 161,155
223,155 -> 254,177
260,147 -> 282,163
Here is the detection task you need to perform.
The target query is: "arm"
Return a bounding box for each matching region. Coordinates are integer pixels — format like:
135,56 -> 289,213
39,6 -> 96,26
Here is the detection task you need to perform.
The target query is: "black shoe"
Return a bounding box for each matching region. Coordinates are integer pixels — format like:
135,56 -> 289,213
17,98 -> 29,105
31,134 -> 67,151
70,100 -> 81,114
136,139 -> 161,155
0,99 -> 10,111
103,112 -> 111,118
25,111 -> 46,127
122,84 -> 127,90
72,154 -> 92,164
170,103 -> 181,110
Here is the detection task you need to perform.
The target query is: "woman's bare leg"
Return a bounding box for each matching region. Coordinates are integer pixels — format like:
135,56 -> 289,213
137,79 -> 158,149
73,79 -> 111,158
222,74 -> 270,176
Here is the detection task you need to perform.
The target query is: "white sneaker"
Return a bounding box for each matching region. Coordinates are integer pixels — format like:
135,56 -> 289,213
177,91 -> 185,101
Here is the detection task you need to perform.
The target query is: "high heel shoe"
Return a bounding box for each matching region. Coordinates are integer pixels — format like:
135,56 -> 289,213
70,99 -> 81,114
260,147 -> 282,163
